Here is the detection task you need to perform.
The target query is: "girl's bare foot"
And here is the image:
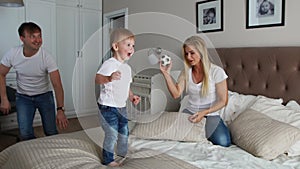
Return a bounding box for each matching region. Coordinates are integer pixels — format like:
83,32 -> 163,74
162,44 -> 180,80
107,161 -> 120,167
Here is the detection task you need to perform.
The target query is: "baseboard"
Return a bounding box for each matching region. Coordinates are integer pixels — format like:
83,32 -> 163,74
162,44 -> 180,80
0,109 -> 98,131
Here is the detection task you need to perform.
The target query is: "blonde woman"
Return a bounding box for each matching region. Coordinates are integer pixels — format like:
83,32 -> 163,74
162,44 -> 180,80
160,36 -> 231,147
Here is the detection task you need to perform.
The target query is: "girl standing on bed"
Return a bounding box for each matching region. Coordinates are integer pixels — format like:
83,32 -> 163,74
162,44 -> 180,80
160,35 -> 231,147
95,28 -> 140,167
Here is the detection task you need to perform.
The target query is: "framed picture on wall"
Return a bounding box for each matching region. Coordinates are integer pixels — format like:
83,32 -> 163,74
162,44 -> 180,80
196,0 -> 223,33
246,0 -> 285,29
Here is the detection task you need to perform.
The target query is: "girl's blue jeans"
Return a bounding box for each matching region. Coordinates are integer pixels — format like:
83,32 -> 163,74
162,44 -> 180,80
98,104 -> 129,165
183,109 -> 231,147
16,91 -> 58,140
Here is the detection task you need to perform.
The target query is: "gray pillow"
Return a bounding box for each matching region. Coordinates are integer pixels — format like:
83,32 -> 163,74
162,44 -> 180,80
131,112 -> 208,142
229,109 -> 300,160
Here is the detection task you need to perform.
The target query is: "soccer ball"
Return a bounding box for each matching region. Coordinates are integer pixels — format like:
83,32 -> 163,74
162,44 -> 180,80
160,54 -> 171,66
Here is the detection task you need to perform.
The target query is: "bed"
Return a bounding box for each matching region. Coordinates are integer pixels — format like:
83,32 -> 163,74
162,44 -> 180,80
0,47 -> 300,169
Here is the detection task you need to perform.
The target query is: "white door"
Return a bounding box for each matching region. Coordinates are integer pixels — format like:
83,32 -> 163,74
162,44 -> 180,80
103,8 -> 128,62
25,0 -> 56,58
0,6 -> 23,88
0,6 -> 23,59
57,0 -> 102,117
78,6 -> 102,116
56,3 -> 79,115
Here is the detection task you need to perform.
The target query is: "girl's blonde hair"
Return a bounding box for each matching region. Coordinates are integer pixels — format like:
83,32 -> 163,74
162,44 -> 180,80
182,36 -> 211,96
110,28 -> 135,53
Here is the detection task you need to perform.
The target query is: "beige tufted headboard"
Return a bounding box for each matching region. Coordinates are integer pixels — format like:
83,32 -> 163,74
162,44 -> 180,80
209,47 -> 300,104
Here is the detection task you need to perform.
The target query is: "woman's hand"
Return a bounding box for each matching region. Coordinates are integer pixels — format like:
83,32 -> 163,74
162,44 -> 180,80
189,111 -> 206,123
159,61 -> 172,75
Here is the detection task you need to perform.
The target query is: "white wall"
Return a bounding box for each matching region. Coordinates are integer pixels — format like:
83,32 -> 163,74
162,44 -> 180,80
103,0 -> 300,48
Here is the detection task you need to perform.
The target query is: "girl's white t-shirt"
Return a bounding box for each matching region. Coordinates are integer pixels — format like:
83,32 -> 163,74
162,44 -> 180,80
186,64 -> 228,116
97,57 -> 132,107
1,46 -> 58,96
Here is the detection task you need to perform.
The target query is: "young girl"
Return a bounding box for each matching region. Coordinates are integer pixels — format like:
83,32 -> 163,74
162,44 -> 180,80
95,28 -> 140,167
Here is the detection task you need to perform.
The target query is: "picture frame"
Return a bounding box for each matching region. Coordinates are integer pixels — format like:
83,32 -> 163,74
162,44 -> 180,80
196,0 -> 223,33
246,0 -> 285,29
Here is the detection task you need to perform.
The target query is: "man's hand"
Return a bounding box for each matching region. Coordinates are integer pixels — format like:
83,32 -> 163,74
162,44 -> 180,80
0,99 -> 11,115
56,111 -> 69,129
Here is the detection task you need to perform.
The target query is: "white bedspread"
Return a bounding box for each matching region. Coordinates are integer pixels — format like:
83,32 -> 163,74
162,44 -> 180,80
0,128 -> 200,169
1,126 -> 299,169
129,137 -> 300,169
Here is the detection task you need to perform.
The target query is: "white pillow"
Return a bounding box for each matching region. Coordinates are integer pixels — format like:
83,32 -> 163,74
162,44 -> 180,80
212,92 -> 282,125
131,112 -> 208,142
288,141 -> 300,156
250,97 -> 300,156
286,100 -> 300,111
250,97 -> 300,126
219,91 -> 257,124
229,109 -> 300,160
285,100 -> 300,156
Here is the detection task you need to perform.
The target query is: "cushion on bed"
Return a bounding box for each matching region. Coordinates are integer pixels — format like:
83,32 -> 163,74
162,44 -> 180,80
250,96 -> 300,128
250,97 -> 300,156
226,94 -> 283,122
229,108 -> 300,160
285,101 -> 300,156
131,111 -> 208,142
286,100 -> 300,110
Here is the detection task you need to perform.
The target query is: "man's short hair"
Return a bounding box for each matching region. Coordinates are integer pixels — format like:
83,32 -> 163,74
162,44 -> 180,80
18,22 -> 41,37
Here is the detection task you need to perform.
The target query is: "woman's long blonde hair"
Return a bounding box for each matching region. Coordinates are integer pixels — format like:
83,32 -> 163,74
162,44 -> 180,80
183,36 -> 211,96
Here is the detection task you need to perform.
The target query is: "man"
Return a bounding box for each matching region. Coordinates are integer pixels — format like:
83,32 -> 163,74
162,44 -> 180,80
0,22 -> 68,140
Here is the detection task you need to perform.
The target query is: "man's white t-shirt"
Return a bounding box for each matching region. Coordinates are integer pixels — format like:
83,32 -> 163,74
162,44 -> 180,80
186,64 -> 228,116
1,45 -> 58,96
97,57 -> 132,108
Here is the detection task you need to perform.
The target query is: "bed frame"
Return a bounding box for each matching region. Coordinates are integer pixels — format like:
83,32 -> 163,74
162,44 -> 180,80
1,47 -> 300,169
210,47 -> 300,105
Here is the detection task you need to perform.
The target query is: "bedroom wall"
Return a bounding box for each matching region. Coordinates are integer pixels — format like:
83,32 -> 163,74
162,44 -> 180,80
103,0 -> 300,48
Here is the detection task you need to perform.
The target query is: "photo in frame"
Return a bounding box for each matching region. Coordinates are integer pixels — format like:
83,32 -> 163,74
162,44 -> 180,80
196,0 -> 223,33
246,0 -> 285,29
